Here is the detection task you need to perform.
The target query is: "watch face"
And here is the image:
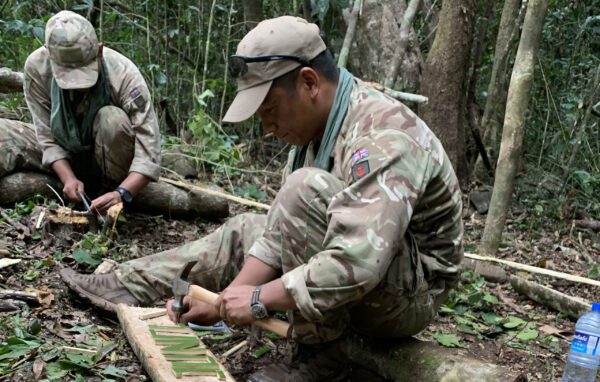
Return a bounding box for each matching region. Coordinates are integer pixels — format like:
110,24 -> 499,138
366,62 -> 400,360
250,303 -> 268,319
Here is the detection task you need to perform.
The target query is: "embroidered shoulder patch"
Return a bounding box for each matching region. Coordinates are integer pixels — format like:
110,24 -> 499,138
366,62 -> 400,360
351,161 -> 370,181
352,148 -> 369,163
130,87 -> 141,98
133,95 -> 146,109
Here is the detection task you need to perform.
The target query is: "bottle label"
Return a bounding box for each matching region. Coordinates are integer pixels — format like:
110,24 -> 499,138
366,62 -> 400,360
570,331 -> 600,356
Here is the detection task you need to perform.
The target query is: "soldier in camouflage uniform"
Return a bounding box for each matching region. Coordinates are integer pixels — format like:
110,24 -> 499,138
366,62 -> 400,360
61,16 -> 463,381
1,10 -> 161,212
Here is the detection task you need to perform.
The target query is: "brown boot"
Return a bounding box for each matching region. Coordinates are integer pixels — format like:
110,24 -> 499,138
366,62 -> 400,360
248,340 -> 350,382
60,268 -> 140,312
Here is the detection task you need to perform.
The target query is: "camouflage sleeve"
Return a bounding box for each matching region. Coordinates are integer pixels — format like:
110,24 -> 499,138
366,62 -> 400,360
281,130 -> 433,321
113,56 -> 161,181
23,53 -> 70,167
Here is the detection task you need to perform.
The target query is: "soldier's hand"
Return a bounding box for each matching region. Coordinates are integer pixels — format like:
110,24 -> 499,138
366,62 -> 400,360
215,285 -> 255,326
90,191 -> 121,215
62,178 -> 84,202
166,297 -> 220,326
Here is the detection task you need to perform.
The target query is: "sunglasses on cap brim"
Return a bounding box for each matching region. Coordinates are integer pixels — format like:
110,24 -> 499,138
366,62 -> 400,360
228,55 -> 310,79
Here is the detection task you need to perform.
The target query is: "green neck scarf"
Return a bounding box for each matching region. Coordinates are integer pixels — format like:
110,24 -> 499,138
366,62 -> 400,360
50,60 -> 111,153
292,67 -> 354,171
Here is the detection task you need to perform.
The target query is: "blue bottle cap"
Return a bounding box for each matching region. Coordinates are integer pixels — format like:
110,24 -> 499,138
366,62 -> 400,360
593,303 -> 600,311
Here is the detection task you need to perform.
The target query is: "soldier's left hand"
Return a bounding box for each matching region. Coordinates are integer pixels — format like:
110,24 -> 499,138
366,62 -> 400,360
214,285 -> 255,326
90,190 -> 122,215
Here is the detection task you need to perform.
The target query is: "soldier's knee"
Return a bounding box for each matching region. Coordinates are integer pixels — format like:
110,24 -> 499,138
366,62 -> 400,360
94,106 -> 133,142
276,168 -> 343,213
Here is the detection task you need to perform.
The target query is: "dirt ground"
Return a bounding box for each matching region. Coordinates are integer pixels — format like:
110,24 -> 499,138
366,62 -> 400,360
0,173 -> 598,381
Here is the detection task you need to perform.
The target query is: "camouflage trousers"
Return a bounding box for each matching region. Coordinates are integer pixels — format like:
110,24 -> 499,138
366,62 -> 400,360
0,106 -> 137,187
117,168 -> 448,344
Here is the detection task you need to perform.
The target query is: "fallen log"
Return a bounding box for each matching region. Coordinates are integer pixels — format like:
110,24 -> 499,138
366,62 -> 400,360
0,172 -> 63,206
574,219 -> 600,232
465,252 -> 600,287
0,299 -> 26,312
460,258 -> 508,283
0,68 -> 23,93
0,290 -> 38,305
160,176 -> 267,210
345,335 -> 522,381
509,275 -> 589,320
132,180 -> 229,219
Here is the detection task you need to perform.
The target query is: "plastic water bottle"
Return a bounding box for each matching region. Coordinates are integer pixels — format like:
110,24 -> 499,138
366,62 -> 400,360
562,302 -> 600,381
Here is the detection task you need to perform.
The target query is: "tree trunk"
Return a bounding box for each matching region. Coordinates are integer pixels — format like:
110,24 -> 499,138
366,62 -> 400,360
480,0 -> 549,256
418,0 -> 478,185
474,0 -> 522,179
241,0 -> 263,30
348,0 -> 423,93
0,68 -> 24,93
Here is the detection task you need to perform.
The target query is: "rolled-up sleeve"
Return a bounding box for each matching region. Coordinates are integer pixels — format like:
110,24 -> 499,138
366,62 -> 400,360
281,132 -> 432,321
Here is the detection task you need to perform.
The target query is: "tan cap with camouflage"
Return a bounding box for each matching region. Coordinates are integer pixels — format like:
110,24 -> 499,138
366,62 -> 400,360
223,16 -> 326,123
45,10 -> 99,89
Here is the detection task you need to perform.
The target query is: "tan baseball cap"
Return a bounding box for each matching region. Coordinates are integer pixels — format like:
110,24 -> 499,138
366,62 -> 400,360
223,16 -> 326,123
45,11 -> 99,89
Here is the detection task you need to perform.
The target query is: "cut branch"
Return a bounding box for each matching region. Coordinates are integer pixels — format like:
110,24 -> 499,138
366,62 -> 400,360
365,82 -> 428,103
383,0 -> 421,88
338,0 -> 361,68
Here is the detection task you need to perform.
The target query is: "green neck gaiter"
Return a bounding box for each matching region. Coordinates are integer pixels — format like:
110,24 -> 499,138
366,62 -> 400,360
292,67 -> 354,171
50,59 -> 111,153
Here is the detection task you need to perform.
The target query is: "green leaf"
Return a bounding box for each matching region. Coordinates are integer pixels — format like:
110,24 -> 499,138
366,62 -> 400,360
503,317 -> 526,329
72,249 -> 101,266
253,345 -> 271,358
28,319 -> 42,335
432,332 -> 467,348
65,325 -> 105,334
23,270 -> 39,281
516,329 -> 539,341
32,231 -> 41,240
45,360 -> 88,379
481,312 -> 499,324
101,364 -> 128,379
482,293 -> 498,305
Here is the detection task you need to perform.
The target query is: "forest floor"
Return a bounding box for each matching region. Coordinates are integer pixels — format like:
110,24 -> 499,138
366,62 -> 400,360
0,164 -> 599,382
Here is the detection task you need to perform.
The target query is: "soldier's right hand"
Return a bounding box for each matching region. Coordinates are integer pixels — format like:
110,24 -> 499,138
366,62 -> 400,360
166,297 -> 221,326
62,178 -> 85,202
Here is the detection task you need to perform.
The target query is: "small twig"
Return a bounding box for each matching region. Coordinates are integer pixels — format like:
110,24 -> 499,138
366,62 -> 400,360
220,339 -> 247,361
0,210 -> 17,228
46,184 -> 65,207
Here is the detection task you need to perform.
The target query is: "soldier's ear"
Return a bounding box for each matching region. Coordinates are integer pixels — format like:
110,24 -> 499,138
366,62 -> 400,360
97,43 -> 104,59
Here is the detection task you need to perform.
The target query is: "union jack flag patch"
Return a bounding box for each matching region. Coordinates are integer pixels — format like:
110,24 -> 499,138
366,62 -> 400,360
352,148 -> 369,163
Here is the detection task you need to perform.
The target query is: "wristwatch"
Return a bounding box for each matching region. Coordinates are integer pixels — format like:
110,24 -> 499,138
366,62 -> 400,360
250,285 -> 268,319
115,187 -> 133,204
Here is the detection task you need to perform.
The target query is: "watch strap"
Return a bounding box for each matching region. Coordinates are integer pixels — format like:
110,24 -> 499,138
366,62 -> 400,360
251,285 -> 263,305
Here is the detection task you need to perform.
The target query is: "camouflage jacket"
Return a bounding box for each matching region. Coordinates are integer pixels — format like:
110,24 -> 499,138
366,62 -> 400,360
23,47 -> 161,181
254,78 -> 464,321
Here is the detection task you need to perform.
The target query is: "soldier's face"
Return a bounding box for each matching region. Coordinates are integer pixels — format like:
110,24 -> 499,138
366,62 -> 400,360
258,83 -> 323,146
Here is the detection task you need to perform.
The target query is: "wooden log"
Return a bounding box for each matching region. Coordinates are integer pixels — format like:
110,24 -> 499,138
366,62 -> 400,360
574,219 -> 600,232
0,172 -> 63,206
0,289 -> 39,304
117,305 -> 234,382
345,335 -> 522,381
0,68 -> 23,93
509,275 -> 590,320
460,258 -> 508,283
132,180 -> 229,219
0,299 -> 26,312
